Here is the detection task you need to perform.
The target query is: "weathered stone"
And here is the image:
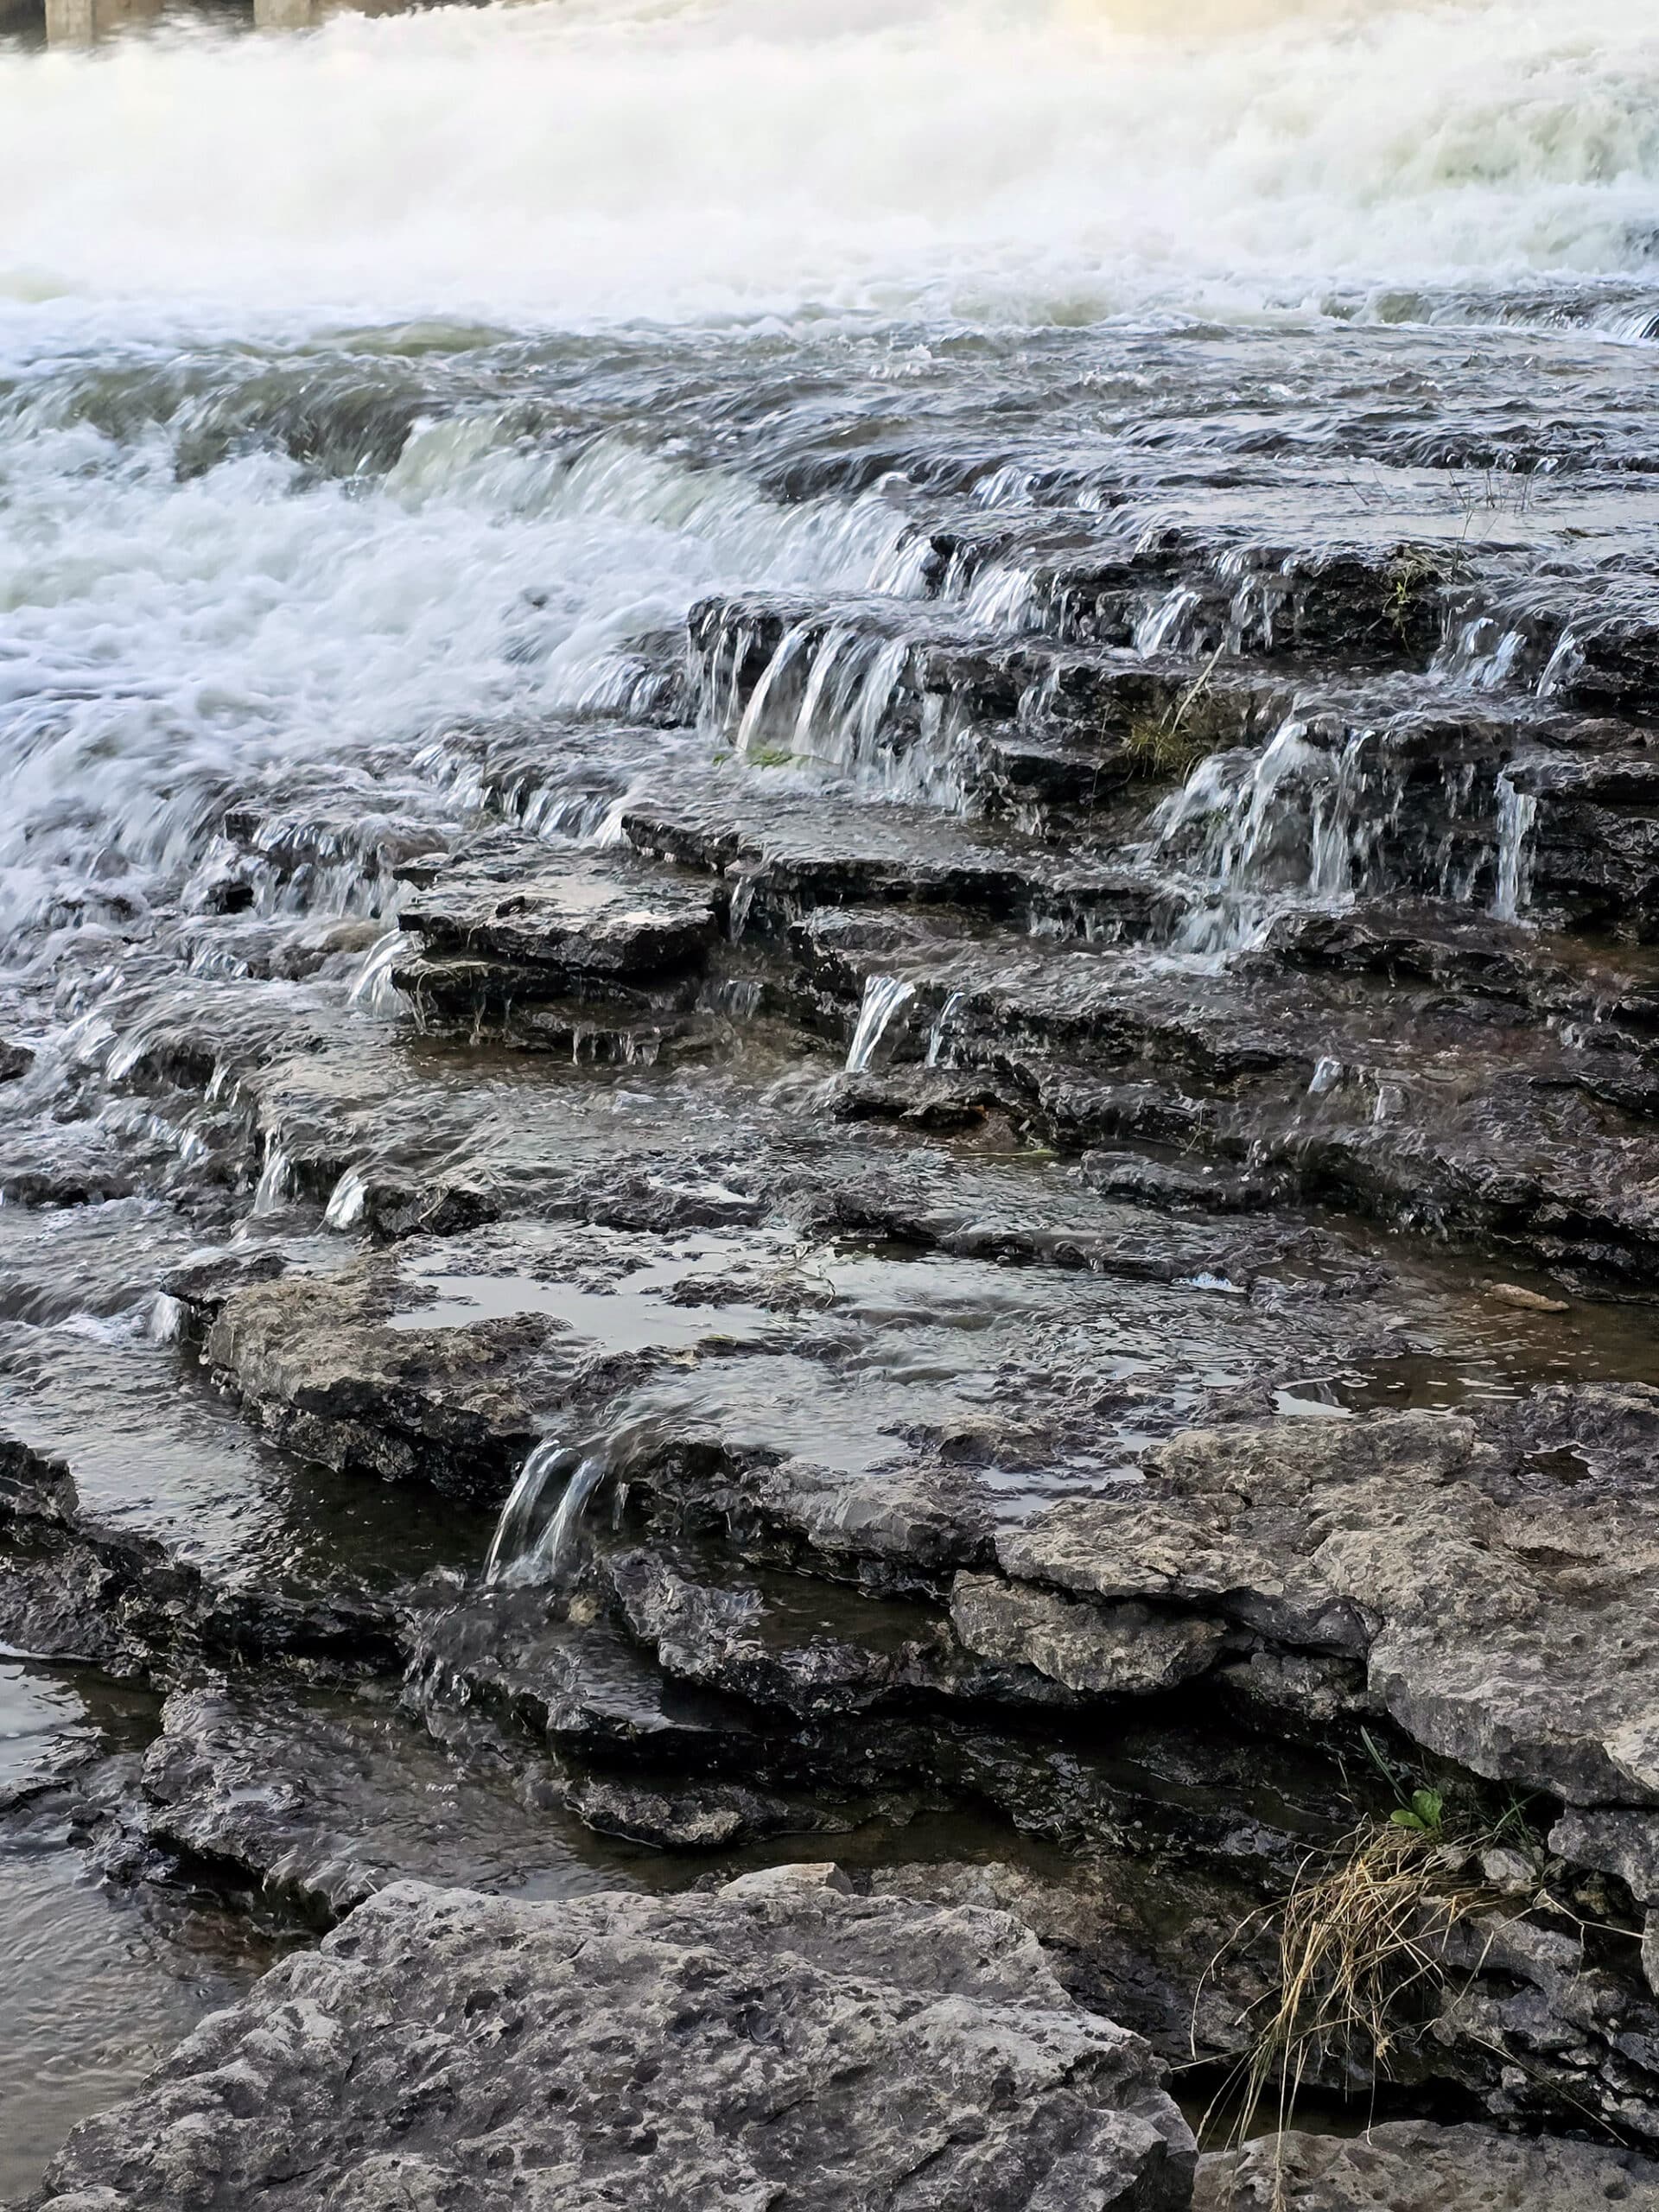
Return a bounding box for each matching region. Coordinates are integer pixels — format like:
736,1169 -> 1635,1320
1000,1406 -> 1659,1807
398,836 -> 719,995
160,1244 -> 289,1324
34,1877 -> 1197,2212
619,766 -> 1173,939
1195,2121 -> 1659,2210
785,902 -> 1659,1279
950,1573 -> 1230,1698
204,1264 -> 562,1499
868,1858 -> 1273,2066
1549,1807 -> 1659,1907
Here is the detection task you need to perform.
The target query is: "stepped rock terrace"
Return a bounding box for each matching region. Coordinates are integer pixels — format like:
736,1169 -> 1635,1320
5,0 -> 1659,2200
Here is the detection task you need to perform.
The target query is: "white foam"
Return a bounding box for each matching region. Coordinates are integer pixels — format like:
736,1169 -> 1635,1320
0,0 -> 1656,334
0,410 -> 904,938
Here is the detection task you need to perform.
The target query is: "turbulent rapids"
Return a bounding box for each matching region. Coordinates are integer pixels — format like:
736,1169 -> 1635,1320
3,2 -> 1659,2206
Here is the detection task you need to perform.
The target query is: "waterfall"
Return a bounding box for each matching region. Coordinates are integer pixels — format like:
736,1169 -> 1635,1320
484,1441 -> 588,1586
484,1418 -> 672,1588
1492,775 -> 1538,925
3,0 -> 1656,327
251,1138 -> 296,1217
1152,717 -> 1394,957
324,1166 -> 370,1231
925,990 -> 966,1070
846,977 -> 917,1074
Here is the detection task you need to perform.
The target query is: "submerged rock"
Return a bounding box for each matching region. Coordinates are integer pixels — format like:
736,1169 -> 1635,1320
0,1435 -> 398,1680
32,1873 -> 1197,2212
120,1686 -> 601,1922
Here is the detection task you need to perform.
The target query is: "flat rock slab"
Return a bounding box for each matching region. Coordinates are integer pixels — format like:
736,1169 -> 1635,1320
1194,2121 -> 1659,2210
788,905 -> 1659,1278
992,1400 -> 1659,1810
618,766 -> 1165,931
205,1262 -> 563,1497
127,1686 -> 612,1921
398,836 -> 718,987
34,1872 -> 1196,2212
201,1207 -> 1382,1535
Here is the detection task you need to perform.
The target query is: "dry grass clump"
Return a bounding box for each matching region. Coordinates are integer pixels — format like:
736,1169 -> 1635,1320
1222,1812 -> 1495,2152
1198,1751 -> 1551,2199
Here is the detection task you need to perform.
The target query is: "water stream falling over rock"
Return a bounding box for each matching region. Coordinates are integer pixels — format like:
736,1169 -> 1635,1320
845,977 -> 917,1073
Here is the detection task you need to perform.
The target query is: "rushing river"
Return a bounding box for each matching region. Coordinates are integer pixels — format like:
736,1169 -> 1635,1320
2,0 -> 1658,2194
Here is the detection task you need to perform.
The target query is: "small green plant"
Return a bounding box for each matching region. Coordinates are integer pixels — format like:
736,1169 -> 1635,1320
1123,711 -> 1220,781
1122,644 -> 1230,783
1389,1789 -> 1445,1836
1385,549 -> 1442,643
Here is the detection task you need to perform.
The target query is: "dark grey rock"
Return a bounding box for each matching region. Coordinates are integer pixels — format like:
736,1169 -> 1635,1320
125,1686 -> 595,1920
34,1872 -> 1197,2212
0,1435 -> 397,1681
397,835 -> 719,996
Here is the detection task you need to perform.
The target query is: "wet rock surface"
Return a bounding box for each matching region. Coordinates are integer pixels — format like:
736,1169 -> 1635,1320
8,301 -> 1659,2196
111,1685 -> 612,1921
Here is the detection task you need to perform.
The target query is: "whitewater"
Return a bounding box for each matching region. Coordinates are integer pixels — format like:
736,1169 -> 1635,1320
0,0 -> 1656,330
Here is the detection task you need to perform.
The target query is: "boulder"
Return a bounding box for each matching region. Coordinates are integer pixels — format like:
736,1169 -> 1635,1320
34,1875 -> 1196,2212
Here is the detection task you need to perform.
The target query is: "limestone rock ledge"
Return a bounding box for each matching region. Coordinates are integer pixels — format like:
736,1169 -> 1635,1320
29,1869 -> 1196,2212
1195,2121 -> 1659,2210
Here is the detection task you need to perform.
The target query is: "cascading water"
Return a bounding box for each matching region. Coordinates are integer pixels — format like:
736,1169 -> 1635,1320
925,991 -> 966,1069
1150,717 -> 1398,957
4,0 -> 1657,322
484,1418 -> 672,1587
1491,774 -> 1538,924
2,0 -> 1659,2191
483,1440 -> 592,1586
846,978 -> 918,1073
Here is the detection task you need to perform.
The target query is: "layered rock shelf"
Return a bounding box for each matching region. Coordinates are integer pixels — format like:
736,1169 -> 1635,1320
6,302 -> 1659,2202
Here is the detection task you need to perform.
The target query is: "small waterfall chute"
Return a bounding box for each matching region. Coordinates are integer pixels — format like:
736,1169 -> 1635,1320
846,976 -> 917,1074
484,1418 -> 671,1590
925,988 -> 965,1069
1491,772 -> 1538,925
483,1440 -> 585,1586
